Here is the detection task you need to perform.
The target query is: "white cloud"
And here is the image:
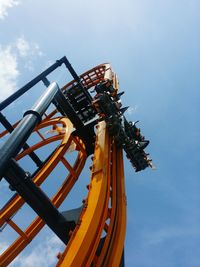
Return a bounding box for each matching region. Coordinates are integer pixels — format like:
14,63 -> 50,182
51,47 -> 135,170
15,37 -> 43,58
11,234 -> 64,267
15,37 -> 43,71
144,226 -> 200,246
0,45 -> 19,101
0,241 -> 9,254
44,60 -> 54,68
15,37 -> 30,57
0,0 -> 20,20
0,179 -> 8,190
127,105 -> 139,115
0,37 -> 43,101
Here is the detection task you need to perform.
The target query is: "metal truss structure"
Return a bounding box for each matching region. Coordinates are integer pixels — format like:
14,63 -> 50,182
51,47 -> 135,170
0,57 -> 152,266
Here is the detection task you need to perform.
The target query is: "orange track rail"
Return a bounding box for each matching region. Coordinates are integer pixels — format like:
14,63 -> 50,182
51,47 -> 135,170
56,122 -> 126,267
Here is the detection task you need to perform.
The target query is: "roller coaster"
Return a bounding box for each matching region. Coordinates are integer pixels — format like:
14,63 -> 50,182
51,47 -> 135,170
0,57 -> 152,266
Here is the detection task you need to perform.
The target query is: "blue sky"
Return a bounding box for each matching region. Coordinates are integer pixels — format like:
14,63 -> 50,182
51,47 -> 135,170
0,0 -> 200,266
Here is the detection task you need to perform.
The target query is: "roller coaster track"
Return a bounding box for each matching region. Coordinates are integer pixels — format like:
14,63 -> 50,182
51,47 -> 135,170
0,57 -> 151,266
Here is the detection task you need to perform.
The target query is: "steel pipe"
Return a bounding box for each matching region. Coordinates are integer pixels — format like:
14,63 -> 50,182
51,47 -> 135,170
0,82 -> 59,177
